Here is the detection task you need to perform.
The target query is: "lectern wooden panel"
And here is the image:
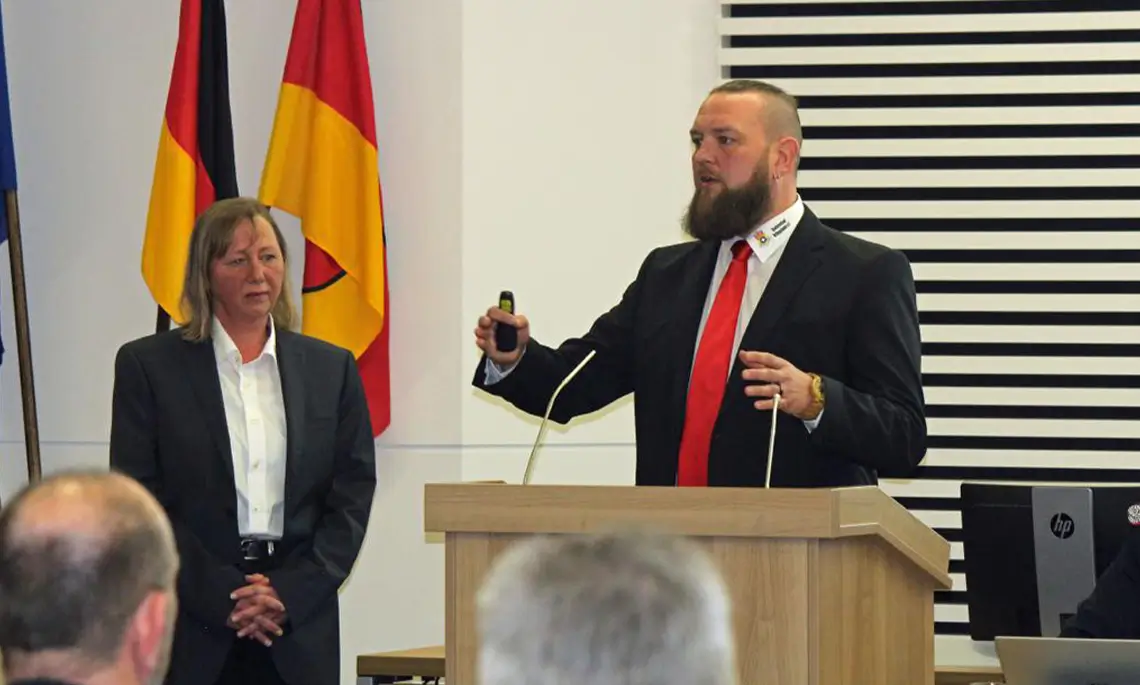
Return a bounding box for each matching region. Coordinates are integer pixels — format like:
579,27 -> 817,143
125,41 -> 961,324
425,483 -> 951,685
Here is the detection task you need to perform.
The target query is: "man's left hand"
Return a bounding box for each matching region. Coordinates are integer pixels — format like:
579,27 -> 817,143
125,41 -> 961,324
739,351 -> 819,420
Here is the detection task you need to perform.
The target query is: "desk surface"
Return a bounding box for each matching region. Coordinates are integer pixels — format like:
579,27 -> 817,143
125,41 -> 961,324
356,646 -> 1004,683
934,665 -> 1005,684
358,645 -> 445,678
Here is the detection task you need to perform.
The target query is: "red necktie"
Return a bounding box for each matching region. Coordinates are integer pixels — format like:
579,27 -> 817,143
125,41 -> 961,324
677,241 -> 751,487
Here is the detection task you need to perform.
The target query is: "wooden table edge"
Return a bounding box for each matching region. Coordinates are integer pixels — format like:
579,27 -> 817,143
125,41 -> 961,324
357,646 -> 445,678
354,645 -> 1002,683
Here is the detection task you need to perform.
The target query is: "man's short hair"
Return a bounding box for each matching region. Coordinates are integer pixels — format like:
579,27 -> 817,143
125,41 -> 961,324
710,78 -> 803,147
0,471 -> 178,666
477,530 -> 737,685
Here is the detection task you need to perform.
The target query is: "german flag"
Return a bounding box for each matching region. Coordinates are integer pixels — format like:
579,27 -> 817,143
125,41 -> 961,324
259,0 -> 389,436
142,0 -> 237,327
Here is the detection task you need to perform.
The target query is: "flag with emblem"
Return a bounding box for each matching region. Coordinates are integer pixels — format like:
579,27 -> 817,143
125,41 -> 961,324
258,0 -> 390,436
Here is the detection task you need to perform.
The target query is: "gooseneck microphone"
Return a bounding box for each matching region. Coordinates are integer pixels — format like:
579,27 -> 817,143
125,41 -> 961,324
764,392 -> 781,489
521,350 -> 598,485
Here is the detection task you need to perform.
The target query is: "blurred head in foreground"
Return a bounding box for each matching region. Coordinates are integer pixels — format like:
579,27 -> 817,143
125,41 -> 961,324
0,471 -> 179,685
477,530 -> 737,685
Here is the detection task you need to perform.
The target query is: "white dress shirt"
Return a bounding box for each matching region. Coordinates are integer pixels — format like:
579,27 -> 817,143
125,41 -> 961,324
694,195 -> 822,432
212,316 -> 288,540
484,194 -> 820,431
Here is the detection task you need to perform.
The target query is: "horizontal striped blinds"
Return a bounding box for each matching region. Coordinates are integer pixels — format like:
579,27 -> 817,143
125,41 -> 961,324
719,0 -> 1140,640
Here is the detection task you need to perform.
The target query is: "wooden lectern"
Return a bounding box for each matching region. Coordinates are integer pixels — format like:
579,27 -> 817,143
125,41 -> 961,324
425,482 -> 952,685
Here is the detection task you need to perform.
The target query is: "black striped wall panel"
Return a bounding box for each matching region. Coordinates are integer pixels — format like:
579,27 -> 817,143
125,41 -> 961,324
720,0 -> 1140,642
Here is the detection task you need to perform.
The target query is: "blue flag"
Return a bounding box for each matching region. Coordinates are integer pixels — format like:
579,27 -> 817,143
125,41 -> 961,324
0,0 -> 16,204
0,0 -> 15,366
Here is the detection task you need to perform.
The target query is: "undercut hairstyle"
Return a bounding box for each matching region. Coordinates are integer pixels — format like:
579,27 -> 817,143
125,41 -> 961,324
0,472 -> 178,667
710,79 -> 803,167
477,530 -> 737,685
179,196 -> 298,342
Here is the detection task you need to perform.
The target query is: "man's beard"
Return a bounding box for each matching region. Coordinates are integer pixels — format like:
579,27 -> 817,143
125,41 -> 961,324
683,164 -> 773,242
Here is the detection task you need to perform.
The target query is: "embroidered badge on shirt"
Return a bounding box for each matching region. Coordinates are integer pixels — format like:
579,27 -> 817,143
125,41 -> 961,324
753,217 -> 790,247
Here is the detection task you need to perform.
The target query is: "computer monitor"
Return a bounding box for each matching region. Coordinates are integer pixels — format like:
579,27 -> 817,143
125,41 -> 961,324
960,483 -> 1140,641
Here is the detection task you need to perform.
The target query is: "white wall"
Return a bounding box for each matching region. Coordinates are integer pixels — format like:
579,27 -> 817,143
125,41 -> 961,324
460,0 -> 721,483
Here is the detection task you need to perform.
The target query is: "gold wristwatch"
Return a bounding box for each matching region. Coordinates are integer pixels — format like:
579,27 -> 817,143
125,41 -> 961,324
807,373 -> 825,419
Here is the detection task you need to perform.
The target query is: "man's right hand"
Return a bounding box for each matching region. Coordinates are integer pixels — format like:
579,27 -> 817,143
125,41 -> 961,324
475,306 -> 530,366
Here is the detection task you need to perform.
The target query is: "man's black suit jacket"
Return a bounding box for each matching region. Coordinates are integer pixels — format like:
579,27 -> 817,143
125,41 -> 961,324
109,327 -> 376,685
474,208 -> 926,487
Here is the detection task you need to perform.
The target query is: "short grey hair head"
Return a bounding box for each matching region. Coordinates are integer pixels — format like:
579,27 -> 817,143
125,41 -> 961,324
476,530 -> 737,685
0,470 -> 179,672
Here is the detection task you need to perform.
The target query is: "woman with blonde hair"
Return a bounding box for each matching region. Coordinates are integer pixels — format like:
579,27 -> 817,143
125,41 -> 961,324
110,197 -> 376,685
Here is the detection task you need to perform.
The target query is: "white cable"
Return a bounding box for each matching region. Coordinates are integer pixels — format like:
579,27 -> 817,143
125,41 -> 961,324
764,393 -> 781,488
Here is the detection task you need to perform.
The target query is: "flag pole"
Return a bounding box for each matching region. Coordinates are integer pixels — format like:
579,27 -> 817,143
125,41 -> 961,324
155,306 -> 170,333
5,188 -> 40,482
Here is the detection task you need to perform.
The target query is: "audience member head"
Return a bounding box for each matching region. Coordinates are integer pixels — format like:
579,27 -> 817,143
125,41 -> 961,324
477,529 -> 737,685
685,78 -> 803,241
0,471 -> 179,685
179,196 -> 297,341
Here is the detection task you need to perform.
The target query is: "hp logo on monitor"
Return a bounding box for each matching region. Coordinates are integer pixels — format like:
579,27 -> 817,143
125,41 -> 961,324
1050,513 -> 1075,539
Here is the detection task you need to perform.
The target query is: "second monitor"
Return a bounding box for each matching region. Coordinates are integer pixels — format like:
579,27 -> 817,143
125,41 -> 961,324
960,483 -> 1140,640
